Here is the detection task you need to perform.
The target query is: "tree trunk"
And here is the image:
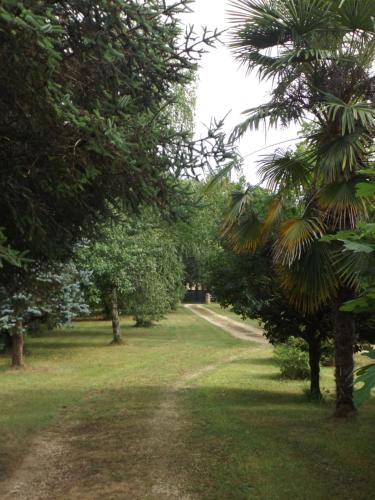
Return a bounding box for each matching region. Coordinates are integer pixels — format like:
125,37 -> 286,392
307,336 -> 322,400
110,288 -> 122,345
334,289 -> 356,417
11,320 -> 24,368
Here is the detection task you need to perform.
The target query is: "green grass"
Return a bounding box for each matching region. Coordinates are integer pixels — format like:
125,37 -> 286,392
205,302 -> 262,329
0,307 -> 374,499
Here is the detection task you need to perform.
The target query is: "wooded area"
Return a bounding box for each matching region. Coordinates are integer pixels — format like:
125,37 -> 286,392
0,1 -> 374,498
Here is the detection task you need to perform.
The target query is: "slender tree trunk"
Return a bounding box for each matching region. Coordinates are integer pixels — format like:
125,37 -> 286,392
307,335 -> 322,400
334,289 -> 356,417
110,288 -> 122,345
11,320 -> 24,368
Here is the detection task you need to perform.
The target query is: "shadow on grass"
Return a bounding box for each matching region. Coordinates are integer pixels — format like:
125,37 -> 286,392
0,383 -> 322,476
177,386 -> 374,500
2,377 -> 374,500
182,385 -> 310,408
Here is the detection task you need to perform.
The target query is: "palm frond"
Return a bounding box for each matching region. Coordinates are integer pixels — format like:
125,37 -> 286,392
263,196 -> 284,230
322,94 -> 375,136
228,0 -> 293,56
318,179 -> 368,229
337,0 -> 375,33
257,148 -> 312,192
273,216 -> 325,267
221,189 -> 257,241
245,48 -> 338,81
231,104 -> 277,139
283,0 -> 335,35
229,0 -> 339,75
223,213 -> 265,252
231,102 -> 301,139
221,187 -> 277,251
278,241 -> 339,313
204,160 -> 237,193
356,181 -> 375,198
313,130 -> 370,182
333,246 -> 369,290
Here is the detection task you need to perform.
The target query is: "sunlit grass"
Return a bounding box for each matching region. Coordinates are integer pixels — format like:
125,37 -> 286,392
0,307 -> 374,499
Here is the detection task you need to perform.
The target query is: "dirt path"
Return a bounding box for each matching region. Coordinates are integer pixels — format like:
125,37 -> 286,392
1,432 -> 70,500
0,308 -> 265,499
0,354 -> 247,500
185,304 -> 268,345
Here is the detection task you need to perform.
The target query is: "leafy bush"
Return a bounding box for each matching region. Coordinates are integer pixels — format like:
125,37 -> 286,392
321,338 -> 335,367
274,337 -> 310,380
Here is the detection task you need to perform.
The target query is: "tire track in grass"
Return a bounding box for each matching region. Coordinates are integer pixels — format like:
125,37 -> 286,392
185,304 -> 269,345
0,355 -> 248,499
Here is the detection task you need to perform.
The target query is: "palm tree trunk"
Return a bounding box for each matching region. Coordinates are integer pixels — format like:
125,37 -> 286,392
334,289 -> 356,417
11,320 -> 24,368
110,288 -> 122,345
308,335 -> 321,400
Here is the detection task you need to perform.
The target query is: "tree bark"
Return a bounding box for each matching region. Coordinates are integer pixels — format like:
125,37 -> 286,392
334,289 -> 356,417
110,288 -> 122,345
307,335 -> 322,400
11,320 -> 24,368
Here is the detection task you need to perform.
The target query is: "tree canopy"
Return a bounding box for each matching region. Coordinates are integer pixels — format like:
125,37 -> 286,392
226,0 -> 375,416
0,0 -> 226,261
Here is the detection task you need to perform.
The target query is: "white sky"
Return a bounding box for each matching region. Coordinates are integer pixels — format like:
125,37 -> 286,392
183,0 -> 300,183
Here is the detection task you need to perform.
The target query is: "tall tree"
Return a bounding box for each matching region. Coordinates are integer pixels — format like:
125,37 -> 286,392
0,0 -> 230,261
77,210 -> 184,342
171,178 -> 243,290
211,247 -> 332,398
228,0 -> 375,416
0,1 -> 236,362
0,263 -> 89,366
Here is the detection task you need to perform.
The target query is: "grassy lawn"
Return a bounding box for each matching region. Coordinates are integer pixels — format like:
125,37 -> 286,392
0,307 -> 374,499
206,302 -> 262,329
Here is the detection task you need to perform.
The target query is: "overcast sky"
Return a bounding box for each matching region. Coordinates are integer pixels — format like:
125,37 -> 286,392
183,0 -> 300,183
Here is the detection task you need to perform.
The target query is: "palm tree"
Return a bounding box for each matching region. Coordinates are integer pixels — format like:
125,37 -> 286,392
227,0 -> 375,416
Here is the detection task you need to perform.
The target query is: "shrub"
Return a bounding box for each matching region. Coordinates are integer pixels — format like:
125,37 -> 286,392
321,338 -> 335,367
274,337 -> 310,380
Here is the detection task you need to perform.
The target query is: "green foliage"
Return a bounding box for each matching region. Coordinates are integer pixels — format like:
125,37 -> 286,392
123,227 -> 185,325
323,224 -> 375,313
320,339 -> 335,367
227,0 -> 375,316
0,0 -> 228,264
0,228 -> 27,268
0,262 -> 90,335
208,240 -> 333,347
172,178 -> 241,286
274,337 -> 310,380
354,350 -> 375,406
77,210 -> 184,325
